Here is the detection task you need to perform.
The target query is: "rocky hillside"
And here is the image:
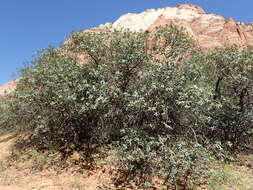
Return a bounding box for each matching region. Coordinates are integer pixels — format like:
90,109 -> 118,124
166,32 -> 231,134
91,4 -> 253,49
1,4 -> 253,95
0,80 -> 18,97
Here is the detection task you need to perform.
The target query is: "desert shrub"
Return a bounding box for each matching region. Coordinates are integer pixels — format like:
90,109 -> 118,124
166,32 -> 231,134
0,99 -> 5,128
65,29 -> 151,143
150,24 -> 197,60
113,45 -> 214,188
5,48 -> 109,152
0,98 -> 12,132
4,30 -> 150,154
116,129 -> 212,188
2,24 -> 253,188
202,47 -> 253,151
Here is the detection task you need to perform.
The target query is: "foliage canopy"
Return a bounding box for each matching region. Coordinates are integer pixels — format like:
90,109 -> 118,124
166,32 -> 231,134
1,24 -> 253,188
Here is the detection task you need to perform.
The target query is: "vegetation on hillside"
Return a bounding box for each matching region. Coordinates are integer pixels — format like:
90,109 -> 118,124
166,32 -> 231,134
0,24 -> 253,189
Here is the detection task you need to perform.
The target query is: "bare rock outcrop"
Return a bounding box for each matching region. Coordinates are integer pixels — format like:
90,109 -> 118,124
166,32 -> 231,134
112,5 -> 253,49
0,80 -> 18,97
2,4 -> 253,95
112,4 -> 253,49
67,4 -> 253,63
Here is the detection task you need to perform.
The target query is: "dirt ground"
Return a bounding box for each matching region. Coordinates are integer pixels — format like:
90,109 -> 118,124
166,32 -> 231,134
0,133 -> 253,190
0,133 -> 116,190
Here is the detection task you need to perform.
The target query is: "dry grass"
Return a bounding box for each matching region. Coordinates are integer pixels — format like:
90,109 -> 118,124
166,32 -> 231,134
207,161 -> 253,190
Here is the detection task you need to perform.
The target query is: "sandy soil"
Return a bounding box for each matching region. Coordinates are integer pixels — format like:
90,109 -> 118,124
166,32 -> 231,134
0,133 -> 252,190
0,133 -> 114,190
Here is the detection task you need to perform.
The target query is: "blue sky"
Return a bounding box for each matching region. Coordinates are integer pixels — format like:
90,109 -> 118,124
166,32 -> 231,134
1,0 -> 253,85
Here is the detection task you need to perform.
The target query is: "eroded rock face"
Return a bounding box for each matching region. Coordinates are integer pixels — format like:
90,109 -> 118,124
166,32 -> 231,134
69,4 -> 253,64
177,4 -> 205,14
112,4 -> 253,49
0,80 -> 18,97
112,5 -> 203,32
2,4 -> 253,94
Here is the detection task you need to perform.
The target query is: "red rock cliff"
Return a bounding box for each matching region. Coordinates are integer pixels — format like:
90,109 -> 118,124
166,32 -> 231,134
1,4 -> 253,94
112,4 -> 253,49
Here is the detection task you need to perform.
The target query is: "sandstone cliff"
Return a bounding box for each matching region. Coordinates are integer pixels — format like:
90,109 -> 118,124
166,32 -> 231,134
1,4 -> 253,94
111,4 -> 253,49
0,80 -> 18,97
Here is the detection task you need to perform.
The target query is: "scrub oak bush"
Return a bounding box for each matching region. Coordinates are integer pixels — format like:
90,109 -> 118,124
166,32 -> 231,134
0,99 -> 7,130
116,130 -> 212,188
203,47 -> 253,151
1,25 -> 253,188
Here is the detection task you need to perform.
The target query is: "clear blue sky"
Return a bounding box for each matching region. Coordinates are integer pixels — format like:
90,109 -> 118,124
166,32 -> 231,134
1,0 -> 253,85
